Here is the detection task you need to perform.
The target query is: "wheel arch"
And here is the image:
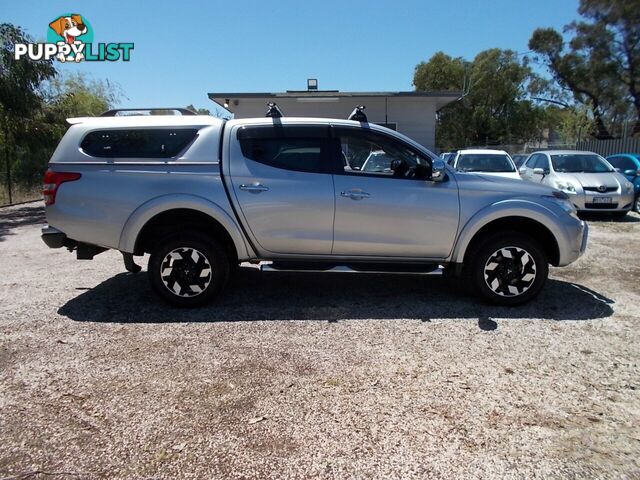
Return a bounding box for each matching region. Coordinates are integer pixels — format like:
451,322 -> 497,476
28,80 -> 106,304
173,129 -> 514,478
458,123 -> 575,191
453,201 -> 563,267
118,194 -> 252,260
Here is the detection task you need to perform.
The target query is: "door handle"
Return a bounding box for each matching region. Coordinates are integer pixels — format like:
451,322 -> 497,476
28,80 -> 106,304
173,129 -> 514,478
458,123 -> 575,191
239,183 -> 269,193
341,190 -> 371,200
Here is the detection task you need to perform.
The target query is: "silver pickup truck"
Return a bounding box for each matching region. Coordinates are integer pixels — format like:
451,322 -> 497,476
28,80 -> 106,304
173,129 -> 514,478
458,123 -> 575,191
41,107 -> 588,307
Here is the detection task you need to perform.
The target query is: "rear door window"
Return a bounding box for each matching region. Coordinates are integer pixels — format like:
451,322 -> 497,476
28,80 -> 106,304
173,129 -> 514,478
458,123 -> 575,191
237,125 -> 331,174
81,128 -> 198,158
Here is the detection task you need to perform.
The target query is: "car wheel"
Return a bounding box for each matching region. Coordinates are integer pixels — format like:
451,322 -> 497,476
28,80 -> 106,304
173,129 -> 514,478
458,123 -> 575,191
148,231 -> 230,307
635,194 -> 640,213
468,233 -> 548,306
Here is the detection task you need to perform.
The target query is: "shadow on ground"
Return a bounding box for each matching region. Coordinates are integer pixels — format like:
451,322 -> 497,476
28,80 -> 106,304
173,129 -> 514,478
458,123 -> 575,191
59,267 -> 614,325
579,211 -> 640,223
0,203 -> 45,241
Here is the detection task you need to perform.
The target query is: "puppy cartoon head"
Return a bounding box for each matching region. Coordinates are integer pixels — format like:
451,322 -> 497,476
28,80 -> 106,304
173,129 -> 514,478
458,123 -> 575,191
49,15 -> 87,44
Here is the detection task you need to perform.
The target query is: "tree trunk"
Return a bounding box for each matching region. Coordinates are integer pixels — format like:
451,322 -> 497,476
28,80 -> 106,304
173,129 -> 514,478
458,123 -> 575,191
591,102 -> 612,139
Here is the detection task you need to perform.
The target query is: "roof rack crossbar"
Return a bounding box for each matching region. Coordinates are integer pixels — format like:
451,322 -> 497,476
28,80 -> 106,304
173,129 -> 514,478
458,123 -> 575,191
99,108 -> 197,117
266,102 -> 284,118
348,105 -> 368,122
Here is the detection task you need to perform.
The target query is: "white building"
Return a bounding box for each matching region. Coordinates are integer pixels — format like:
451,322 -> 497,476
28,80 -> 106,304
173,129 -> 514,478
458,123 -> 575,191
208,88 -> 460,151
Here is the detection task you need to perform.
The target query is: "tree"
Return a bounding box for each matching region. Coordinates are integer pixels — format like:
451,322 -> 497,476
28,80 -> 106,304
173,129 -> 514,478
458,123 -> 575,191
186,104 -> 211,115
413,52 -> 466,91
0,23 -> 56,202
529,0 -> 640,137
414,49 -> 547,150
11,73 -> 121,187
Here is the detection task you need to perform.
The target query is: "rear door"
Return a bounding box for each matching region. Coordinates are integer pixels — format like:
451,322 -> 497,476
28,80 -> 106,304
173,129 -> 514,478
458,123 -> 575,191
227,124 -> 335,255
330,126 -> 459,258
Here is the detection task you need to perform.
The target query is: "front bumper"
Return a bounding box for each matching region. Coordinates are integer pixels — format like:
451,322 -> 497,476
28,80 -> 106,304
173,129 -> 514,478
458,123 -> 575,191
557,217 -> 588,267
569,191 -> 634,212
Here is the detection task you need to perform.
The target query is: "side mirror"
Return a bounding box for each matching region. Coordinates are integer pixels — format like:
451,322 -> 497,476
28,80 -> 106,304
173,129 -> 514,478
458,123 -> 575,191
431,159 -> 446,182
623,169 -> 638,177
519,166 -> 527,174
533,167 -> 545,175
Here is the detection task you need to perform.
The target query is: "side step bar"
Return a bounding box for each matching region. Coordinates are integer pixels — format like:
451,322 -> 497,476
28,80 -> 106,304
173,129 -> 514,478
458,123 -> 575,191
260,264 -> 444,275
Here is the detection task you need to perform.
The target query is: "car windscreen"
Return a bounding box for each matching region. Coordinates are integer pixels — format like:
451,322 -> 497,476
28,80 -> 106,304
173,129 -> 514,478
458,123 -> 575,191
456,154 -> 515,172
550,154 -> 613,173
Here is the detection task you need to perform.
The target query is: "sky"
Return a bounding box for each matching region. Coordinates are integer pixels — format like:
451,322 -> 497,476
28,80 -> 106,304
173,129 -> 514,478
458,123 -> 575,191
5,0 -> 582,111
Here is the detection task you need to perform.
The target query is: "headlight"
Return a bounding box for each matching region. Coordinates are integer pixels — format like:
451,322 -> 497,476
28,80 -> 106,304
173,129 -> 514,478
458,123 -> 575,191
543,191 -> 577,216
625,181 -> 633,194
555,181 -> 577,194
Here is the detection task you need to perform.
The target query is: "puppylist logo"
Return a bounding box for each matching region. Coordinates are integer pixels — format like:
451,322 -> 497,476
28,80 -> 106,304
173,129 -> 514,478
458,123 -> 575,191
14,14 -> 134,63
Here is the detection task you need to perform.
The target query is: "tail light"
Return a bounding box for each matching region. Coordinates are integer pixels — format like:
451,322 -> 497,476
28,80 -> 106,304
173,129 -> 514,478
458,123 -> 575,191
43,169 -> 81,205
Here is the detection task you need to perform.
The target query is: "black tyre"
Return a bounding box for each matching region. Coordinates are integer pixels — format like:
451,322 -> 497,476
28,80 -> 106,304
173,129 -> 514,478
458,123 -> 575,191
467,232 -> 548,306
634,194 -> 640,213
148,231 -> 230,307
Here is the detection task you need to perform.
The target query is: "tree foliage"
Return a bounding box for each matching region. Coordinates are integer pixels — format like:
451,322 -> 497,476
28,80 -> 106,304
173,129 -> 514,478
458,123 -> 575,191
0,23 -> 121,195
414,49 -> 546,150
529,0 -> 640,137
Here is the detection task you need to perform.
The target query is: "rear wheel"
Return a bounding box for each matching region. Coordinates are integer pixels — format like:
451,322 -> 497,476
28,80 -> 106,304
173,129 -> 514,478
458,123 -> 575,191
148,232 -> 230,307
467,233 -> 548,306
634,194 -> 639,213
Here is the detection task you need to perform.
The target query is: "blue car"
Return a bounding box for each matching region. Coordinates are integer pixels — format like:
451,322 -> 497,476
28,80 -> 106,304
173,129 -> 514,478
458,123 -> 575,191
607,153 -> 640,212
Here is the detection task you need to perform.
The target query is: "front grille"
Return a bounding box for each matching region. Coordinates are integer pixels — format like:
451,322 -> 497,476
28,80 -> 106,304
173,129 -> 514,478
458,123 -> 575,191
584,203 -> 619,209
583,186 -> 617,193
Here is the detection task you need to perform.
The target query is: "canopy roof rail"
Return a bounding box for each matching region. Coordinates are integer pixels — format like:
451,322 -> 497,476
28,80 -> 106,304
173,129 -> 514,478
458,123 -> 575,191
348,105 -> 367,122
99,108 -> 197,117
266,102 -> 284,118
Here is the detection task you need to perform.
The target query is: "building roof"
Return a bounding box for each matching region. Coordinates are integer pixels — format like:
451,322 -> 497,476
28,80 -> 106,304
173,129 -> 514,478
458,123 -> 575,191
208,90 -> 461,99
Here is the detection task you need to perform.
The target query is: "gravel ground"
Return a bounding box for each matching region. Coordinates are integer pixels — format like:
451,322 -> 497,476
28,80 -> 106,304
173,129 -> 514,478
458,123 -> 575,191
1,202 -> 639,479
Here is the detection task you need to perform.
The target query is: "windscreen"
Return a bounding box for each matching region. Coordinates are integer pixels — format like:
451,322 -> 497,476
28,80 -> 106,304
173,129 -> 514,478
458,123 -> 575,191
550,154 -> 613,173
456,154 -> 515,172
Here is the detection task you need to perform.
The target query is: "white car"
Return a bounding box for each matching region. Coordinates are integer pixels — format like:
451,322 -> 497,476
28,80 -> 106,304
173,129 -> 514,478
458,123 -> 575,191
448,149 -> 521,180
519,150 -> 635,217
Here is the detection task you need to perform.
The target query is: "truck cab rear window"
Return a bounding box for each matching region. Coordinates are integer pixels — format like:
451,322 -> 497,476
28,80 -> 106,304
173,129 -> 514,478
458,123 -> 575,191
81,128 -> 198,158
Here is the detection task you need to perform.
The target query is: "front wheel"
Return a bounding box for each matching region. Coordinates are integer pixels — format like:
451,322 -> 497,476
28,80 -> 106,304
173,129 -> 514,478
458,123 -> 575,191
148,232 -> 230,307
468,233 -> 548,306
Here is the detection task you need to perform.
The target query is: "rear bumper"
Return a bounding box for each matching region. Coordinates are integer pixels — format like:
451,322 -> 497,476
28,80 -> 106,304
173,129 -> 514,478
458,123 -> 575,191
41,225 -> 68,248
41,225 -> 108,259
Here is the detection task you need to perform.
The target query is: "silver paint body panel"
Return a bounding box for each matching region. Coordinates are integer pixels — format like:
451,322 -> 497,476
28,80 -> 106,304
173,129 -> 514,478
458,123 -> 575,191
45,116 -> 586,268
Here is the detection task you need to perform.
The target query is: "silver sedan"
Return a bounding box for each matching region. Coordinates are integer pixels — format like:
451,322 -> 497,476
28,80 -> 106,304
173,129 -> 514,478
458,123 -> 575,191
519,150 -> 635,217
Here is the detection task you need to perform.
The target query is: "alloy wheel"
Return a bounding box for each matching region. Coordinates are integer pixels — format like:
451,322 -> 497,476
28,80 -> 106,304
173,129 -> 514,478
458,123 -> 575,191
483,246 -> 537,297
160,247 -> 213,297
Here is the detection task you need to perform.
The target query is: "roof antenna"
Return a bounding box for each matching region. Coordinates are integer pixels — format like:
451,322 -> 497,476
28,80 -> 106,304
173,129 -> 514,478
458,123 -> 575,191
348,105 -> 367,122
266,102 -> 284,118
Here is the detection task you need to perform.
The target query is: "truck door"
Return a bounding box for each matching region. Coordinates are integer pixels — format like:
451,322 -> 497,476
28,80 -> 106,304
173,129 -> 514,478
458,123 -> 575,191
227,124 -> 335,255
330,126 -> 459,258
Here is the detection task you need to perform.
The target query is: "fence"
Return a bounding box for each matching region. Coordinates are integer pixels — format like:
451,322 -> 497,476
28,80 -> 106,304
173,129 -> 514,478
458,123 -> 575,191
575,137 -> 640,157
1,172 -> 41,207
